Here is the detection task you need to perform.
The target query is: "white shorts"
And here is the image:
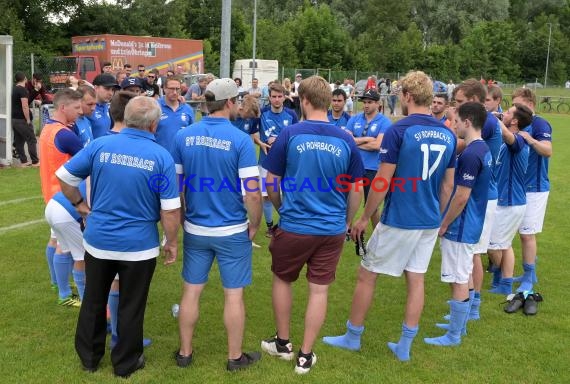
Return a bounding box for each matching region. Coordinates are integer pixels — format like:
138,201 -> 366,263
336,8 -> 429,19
473,199 -> 498,254
258,166 -> 269,197
440,238 -> 475,284
519,192 -> 549,234
488,205 -> 526,250
344,97 -> 354,112
44,200 -> 84,261
362,224 -> 439,276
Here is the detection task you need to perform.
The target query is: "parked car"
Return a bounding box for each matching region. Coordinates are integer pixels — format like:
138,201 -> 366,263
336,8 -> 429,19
354,79 -> 367,97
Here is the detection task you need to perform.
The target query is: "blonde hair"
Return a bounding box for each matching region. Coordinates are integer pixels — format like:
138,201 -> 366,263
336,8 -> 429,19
298,75 -> 332,111
282,78 -> 292,91
511,87 -> 537,106
241,95 -> 260,118
399,71 -> 433,107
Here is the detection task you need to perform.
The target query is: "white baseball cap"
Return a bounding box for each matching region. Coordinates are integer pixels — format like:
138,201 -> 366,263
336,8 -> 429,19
205,78 -> 239,101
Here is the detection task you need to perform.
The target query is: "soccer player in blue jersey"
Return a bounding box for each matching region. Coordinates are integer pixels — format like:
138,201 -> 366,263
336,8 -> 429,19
345,89 -> 392,228
155,76 -> 194,154
487,104 -> 532,295
452,79 -> 502,319
253,82 -> 298,237
323,71 -> 456,362
88,74 -> 119,138
73,85 -> 96,147
57,96 -> 181,377
173,78 -> 263,371
328,88 -> 351,130
261,75 -> 363,374
424,102 -> 491,347
511,88 -> 552,293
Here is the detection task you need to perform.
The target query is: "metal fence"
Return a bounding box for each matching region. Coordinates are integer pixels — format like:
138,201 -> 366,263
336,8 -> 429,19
281,68 -> 399,83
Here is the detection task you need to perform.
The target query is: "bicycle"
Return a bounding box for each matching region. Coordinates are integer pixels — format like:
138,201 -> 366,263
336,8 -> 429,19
539,97 -> 552,113
557,98 -> 570,113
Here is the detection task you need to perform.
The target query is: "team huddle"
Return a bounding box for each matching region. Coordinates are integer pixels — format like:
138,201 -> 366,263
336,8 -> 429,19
36,70 -> 551,377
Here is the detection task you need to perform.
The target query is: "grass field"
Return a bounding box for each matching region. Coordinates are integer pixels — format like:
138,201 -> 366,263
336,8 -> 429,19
1,114 -> 569,383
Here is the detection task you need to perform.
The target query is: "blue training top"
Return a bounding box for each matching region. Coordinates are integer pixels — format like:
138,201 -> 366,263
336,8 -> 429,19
257,107 -> 298,165
155,97 -> 194,155
524,115 -> 552,192
482,112 -> 502,200
87,103 -> 112,139
496,133 -> 529,207
327,110 -> 351,131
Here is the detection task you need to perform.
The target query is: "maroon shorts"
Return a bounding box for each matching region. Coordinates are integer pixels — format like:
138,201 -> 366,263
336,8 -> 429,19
269,228 -> 345,285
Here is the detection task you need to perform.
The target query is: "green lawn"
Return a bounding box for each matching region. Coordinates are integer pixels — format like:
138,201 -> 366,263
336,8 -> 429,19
1,114 -> 569,383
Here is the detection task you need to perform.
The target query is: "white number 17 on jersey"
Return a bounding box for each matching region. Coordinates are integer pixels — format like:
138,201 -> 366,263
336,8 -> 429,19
420,144 -> 447,180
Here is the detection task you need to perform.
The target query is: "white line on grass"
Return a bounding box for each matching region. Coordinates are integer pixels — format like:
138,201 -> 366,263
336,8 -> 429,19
0,196 -> 42,207
0,219 -> 45,234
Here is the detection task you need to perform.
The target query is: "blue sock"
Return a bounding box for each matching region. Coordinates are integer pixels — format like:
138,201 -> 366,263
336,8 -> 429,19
517,263 -> 536,292
54,253 -> 73,300
489,277 -> 513,295
72,269 -> 86,301
108,290 -> 120,338
387,323 -> 418,362
263,200 -> 273,225
425,300 -> 469,346
322,320 -> 364,351
491,266 -> 502,288
45,245 -> 57,286
470,291 -> 481,320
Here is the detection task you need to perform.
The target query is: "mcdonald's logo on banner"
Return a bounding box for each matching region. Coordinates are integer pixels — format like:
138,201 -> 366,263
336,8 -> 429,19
112,57 -> 125,70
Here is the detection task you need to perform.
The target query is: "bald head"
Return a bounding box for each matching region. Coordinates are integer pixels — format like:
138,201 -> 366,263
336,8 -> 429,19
124,96 -> 161,132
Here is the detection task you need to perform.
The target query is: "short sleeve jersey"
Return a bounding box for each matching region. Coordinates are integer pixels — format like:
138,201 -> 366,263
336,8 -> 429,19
444,140 -> 492,244
257,107 -> 298,164
496,134 -> 529,207
345,112 -> 392,171
57,128 -> 180,260
173,117 -> 259,234
232,117 -> 259,135
263,120 -> 364,236
379,114 -> 457,229
524,115 -> 552,192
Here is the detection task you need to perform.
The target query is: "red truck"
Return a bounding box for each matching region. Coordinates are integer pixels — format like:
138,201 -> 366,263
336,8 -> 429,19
49,34 -> 204,89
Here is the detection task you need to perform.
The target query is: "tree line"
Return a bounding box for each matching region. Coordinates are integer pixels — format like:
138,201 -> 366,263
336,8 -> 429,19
2,0 -> 569,84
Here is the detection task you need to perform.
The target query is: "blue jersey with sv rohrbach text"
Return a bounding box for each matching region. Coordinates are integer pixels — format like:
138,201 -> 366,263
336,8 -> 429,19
263,120 -> 364,236
379,114 -> 457,229
173,117 -> 259,231
444,140 -> 492,244
345,112 -> 392,171
496,133 -> 529,206
524,115 -> 552,192
60,128 -> 180,257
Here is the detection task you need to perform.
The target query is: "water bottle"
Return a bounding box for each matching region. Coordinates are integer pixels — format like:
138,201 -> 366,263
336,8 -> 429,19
171,303 -> 180,318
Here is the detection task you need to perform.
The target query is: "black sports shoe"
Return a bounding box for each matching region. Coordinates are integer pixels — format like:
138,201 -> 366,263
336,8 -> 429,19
523,293 -> 543,316
295,351 -> 317,374
174,350 -> 193,367
227,352 -> 261,371
504,292 -> 525,313
261,335 -> 294,360
115,354 -> 145,378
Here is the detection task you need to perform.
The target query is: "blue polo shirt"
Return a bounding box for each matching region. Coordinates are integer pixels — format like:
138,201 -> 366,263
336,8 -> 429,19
327,110 -> 351,131
496,134 -> 529,206
524,115 -> 552,192
173,116 -> 259,236
72,116 -> 94,147
56,128 -> 180,261
263,120 -> 364,236
156,97 -> 194,154
87,103 -> 112,138
444,140 -> 492,244
380,114 -> 456,229
345,112 -> 392,171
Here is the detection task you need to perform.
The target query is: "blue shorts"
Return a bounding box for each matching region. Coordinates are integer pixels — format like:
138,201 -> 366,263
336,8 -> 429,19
182,230 -> 252,288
